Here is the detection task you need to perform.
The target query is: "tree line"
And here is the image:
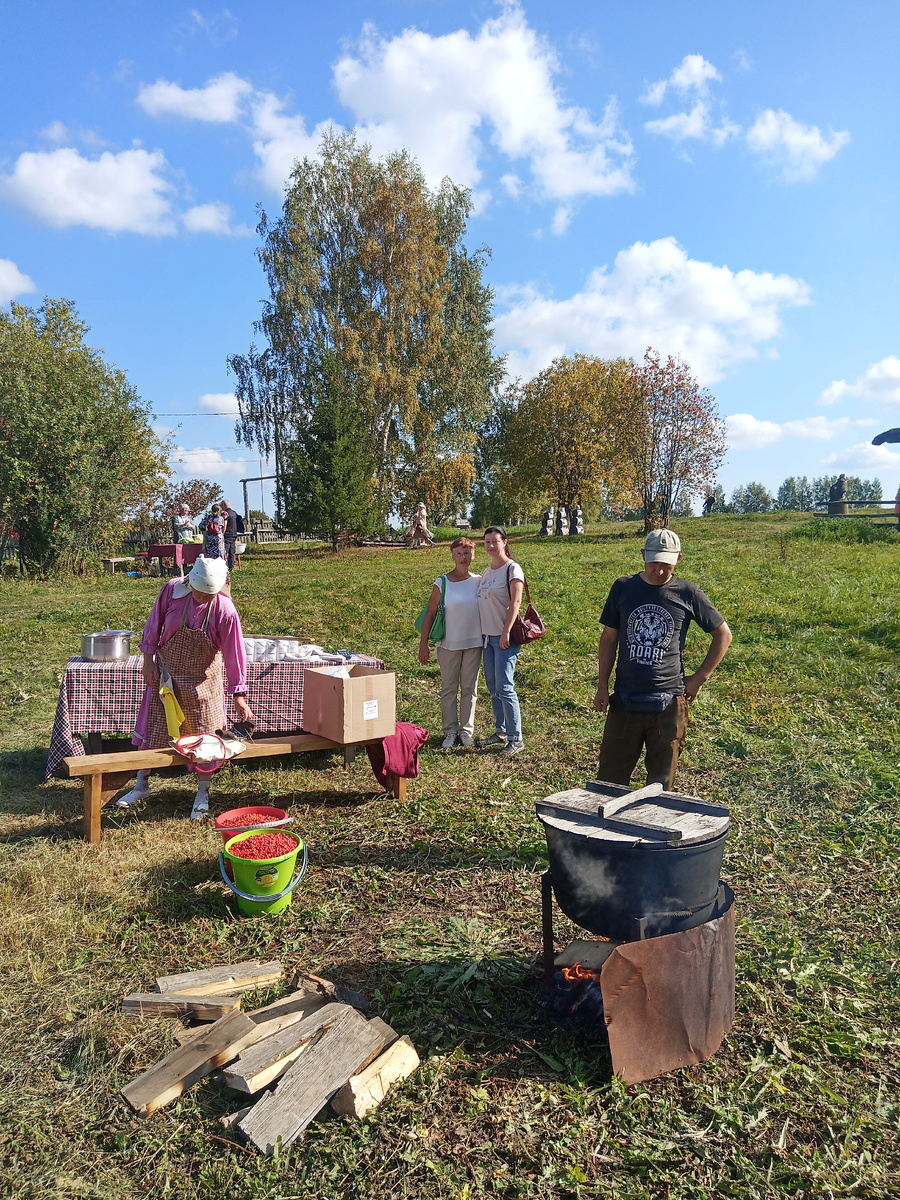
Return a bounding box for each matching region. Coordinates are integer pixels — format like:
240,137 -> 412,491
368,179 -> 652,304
720,476 -> 883,515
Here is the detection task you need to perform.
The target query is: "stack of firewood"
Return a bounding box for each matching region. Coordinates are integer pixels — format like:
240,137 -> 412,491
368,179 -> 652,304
120,959 -> 420,1156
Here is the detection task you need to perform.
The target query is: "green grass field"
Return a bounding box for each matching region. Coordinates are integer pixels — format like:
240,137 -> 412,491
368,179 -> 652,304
1,513 -> 898,1199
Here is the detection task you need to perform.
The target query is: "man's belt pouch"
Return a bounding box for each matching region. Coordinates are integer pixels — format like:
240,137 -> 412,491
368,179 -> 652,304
617,691 -> 674,713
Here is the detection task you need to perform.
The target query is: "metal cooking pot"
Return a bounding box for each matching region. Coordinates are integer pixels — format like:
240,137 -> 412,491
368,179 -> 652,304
537,783 -> 730,942
81,630 -> 134,660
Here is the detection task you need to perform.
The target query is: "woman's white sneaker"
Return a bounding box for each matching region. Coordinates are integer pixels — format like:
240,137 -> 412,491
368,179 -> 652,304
116,786 -> 149,807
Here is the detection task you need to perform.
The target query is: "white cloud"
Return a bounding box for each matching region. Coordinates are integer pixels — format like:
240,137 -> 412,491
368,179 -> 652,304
819,356 -> 900,407
640,55 -> 721,106
726,413 -> 782,449
644,102 -> 740,146
134,7 -> 634,212
494,236 -> 810,382
171,445 -> 250,477
726,413 -> 874,450
0,144 -> 247,237
821,441 -> 900,470
782,416 -> 874,439
249,93 -> 334,193
332,6 -> 634,203
0,259 -> 37,304
197,392 -> 241,415
182,201 -> 251,236
137,71 -> 253,122
0,147 -> 178,234
746,109 -> 849,181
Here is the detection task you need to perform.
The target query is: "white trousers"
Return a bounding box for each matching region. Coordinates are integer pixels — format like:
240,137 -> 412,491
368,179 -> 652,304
435,645 -> 482,737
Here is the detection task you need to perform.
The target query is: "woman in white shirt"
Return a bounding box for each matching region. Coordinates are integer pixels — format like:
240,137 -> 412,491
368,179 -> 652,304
417,537 -> 482,747
476,526 -> 525,756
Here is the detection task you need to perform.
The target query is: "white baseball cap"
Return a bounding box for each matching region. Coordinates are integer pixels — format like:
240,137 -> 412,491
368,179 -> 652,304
643,528 -> 682,564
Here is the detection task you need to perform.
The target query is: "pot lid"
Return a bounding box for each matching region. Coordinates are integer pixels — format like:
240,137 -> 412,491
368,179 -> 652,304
536,783 -> 729,847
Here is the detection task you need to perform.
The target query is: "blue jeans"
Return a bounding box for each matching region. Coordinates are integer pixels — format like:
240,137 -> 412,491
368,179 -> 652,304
482,636 -> 522,743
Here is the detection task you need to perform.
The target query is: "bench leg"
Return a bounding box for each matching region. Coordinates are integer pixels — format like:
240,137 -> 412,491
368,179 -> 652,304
343,745 -> 358,768
386,771 -> 407,801
83,771 -> 136,843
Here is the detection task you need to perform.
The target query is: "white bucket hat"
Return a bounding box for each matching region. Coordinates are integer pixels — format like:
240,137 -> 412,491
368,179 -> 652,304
173,556 -> 230,598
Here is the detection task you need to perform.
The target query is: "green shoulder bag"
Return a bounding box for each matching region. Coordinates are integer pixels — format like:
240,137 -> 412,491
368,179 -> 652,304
415,575 -> 447,642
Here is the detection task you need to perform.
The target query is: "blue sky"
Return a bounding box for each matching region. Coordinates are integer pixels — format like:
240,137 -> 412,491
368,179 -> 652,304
3,0 -> 898,512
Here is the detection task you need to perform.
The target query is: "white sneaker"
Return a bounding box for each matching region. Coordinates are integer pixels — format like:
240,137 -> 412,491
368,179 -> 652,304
116,787 -> 149,807
441,733 -> 458,749
190,795 -> 210,820
458,732 -> 474,747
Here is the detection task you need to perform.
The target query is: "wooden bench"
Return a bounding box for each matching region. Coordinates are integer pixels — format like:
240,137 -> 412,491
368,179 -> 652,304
65,735 -> 407,843
102,556 -> 135,573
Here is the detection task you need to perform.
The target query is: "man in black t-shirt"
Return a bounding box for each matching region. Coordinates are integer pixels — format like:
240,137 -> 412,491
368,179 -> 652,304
593,528 -> 732,789
221,499 -> 239,571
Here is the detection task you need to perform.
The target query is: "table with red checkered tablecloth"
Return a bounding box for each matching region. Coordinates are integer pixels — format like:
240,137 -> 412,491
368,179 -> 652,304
46,653 -> 385,779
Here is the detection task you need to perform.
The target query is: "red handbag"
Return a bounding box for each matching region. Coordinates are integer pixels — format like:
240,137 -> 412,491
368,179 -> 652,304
506,564 -> 546,645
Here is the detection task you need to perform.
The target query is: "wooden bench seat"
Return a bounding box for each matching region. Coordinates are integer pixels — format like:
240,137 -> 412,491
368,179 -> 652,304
64,734 -> 406,843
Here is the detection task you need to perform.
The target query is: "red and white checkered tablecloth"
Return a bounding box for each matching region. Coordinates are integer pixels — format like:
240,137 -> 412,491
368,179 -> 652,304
46,653 -> 385,779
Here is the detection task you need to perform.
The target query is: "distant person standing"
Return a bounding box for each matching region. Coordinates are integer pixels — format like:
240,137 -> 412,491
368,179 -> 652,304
203,504 -> 225,560
221,499 -> 240,571
172,503 -> 195,543
593,529 -> 732,790
702,492 -> 715,516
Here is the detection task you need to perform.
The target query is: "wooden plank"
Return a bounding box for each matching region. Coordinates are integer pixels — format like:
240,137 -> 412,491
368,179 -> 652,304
331,1036 -> 420,1119
121,1009 -> 259,1117
222,1002 -> 347,1094
366,1016 -> 399,1052
238,1007 -> 385,1155
599,781 -> 664,819
601,815 -> 681,842
65,733 -> 359,777
247,989 -> 328,1031
121,992 -> 242,1020
156,960 -> 283,997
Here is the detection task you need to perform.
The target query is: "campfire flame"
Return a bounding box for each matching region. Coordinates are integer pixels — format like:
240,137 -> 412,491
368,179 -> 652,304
561,962 -> 602,983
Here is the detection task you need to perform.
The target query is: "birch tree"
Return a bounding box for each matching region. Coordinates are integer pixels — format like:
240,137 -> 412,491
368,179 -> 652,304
228,131 -> 503,523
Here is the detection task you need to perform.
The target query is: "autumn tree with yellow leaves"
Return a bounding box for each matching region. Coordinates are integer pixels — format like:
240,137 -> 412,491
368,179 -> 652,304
499,355 -> 640,515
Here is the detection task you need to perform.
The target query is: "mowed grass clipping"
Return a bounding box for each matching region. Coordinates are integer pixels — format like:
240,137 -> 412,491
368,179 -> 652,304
0,512 -> 898,1200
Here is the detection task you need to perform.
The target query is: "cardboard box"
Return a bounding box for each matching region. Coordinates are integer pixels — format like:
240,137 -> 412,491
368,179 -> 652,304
302,666 -> 396,744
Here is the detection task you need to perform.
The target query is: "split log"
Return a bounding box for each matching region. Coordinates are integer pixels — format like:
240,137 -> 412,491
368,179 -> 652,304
247,988 -> 327,1031
238,1007 -> 385,1155
121,1010 -> 258,1117
122,992 -> 241,1020
222,1002 -> 347,1094
366,1016 -> 399,1051
155,960 -> 283,997
331,1035 -> 420,1119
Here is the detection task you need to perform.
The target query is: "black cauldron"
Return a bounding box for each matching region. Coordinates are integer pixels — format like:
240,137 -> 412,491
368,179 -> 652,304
537,784 -> 729,941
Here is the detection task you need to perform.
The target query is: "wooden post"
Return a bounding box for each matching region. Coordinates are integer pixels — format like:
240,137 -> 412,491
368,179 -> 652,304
343,745 -> 358,769
83,770 -> 135,843
386,771 -> 407,801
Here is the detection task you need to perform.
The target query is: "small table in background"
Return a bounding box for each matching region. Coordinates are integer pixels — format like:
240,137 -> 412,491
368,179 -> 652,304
147,542 -> 204,576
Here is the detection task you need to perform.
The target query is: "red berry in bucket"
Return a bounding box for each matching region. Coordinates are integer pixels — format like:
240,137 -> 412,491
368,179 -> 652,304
228,832 -> 299,860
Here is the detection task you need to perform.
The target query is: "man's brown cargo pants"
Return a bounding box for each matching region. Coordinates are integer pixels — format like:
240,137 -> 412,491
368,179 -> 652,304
597,693 -> 689,791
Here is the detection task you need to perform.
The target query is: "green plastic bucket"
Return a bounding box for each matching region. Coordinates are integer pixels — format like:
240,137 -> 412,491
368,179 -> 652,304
219,830 -> 308,916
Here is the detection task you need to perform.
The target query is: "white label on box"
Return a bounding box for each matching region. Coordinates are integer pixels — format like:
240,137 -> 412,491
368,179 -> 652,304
363,699 -> 379,721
